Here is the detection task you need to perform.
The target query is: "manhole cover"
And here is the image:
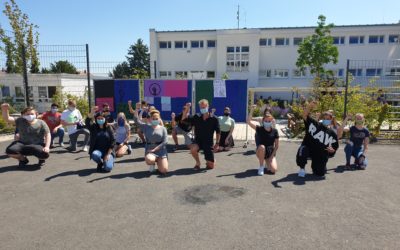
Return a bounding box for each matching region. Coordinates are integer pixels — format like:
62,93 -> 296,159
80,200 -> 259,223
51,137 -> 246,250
176,184 -> 246,205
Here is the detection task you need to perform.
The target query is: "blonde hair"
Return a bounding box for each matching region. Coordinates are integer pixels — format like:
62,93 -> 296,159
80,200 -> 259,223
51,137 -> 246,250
117,112 -> 129,126
150,110 -> 161,118
198,99 -> 209,105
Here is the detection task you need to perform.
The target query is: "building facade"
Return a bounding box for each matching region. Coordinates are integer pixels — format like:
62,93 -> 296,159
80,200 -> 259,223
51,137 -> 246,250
150,24 -> 400,99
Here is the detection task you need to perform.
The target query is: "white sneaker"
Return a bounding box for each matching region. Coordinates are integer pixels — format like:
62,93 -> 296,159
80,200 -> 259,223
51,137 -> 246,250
60,142 -> 65,147
298,168 -> 306,178
257,166 -> 264,176
149,165 -> 156,173
82,145 -> 88,152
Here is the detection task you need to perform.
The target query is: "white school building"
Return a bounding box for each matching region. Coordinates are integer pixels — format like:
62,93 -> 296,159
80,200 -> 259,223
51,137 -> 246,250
149,23 -> 400,99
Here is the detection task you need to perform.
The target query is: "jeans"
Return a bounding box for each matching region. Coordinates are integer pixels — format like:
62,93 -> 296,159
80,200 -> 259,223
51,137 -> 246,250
91,150 -> 114,172
68,129 -> 90,150
344,144 -> 366,166
51,127 -> 65,146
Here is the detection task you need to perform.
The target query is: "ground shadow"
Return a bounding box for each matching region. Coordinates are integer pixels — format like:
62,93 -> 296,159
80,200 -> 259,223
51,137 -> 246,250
271,173 -> 325,188
328,165 -> 363,174
227,150 -> 256,157
217,169 -> 258,179
0,154 -> 9,160
158,167 -> 207,178
87,170 -> 152,183
0,164 -> 41,173
115,157 -> 145,164
44,168 -> 97,181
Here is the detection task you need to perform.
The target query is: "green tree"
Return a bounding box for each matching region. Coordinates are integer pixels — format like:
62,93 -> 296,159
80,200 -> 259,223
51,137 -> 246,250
43,60 -> 78,74
126,38 -> 150,78
296,15 -> 338,81
109,61 -> 131,79
0,0 -> 40,74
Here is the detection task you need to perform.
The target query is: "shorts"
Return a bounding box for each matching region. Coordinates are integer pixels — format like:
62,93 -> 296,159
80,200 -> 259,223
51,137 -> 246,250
174,126 -> 194,145
6,141 -> 49,159
193,140 -> 214,162
258,145 -> 275,159
145,145 -> 168,159
219,131 -> 234,147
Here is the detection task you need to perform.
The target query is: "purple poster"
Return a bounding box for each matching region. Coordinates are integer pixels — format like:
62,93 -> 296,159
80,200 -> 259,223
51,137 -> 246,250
144,80 -> 164,97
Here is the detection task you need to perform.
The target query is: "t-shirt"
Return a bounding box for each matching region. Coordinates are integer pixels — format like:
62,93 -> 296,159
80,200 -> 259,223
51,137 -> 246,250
256,126 -> 279,147
186,113 -> 220,145
42,111 -> 61,131
15,118 -> 50,145
218,116 -> 235,132
302,116 -> 339,154
175,113 -> 193,132
256,117 -> 276,128
94,130 -> 112,156
61,109 -> 83,135
114,124 -> 130,144
349,126 -> 370,147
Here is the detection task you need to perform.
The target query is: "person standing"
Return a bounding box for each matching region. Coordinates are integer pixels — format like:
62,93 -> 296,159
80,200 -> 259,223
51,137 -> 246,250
182,100 -> 220,170
40,103 -> 65,148
248,105 -> 279,175
61,99 -> 90,152
2,103 -> 51,167
171,106 -> 194,151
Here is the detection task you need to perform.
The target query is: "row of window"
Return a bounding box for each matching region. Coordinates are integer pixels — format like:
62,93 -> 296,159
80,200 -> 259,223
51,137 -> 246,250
0,86 -> 57,101
159,40 -> 216,49
259,68 -> 400,78
159,71 -> 216,79
260,34 -> 400,46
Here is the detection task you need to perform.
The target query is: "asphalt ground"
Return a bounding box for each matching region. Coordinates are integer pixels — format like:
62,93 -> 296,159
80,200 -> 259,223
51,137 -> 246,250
0,138 -> 399,250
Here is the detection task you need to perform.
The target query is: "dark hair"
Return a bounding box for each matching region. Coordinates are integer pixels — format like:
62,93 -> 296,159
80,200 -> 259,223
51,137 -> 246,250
51,103 -> 59,108
102,103 -> 109,107
21,106 -> 36,115
141,101 -> 148,106
67,99 -> 76,106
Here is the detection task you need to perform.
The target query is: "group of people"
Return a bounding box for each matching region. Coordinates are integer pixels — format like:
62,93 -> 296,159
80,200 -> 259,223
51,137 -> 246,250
1,98 -> 370,178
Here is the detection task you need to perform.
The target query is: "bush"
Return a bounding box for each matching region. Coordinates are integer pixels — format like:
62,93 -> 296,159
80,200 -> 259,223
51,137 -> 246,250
51,88 -> 89,117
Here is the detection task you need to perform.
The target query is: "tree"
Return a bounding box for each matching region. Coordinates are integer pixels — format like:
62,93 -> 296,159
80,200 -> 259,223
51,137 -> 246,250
0,0 -> 40,74
43,60 -> 78,74
296,15 -> 338,81
109,61 -> 131,79
126,38 -> 150,78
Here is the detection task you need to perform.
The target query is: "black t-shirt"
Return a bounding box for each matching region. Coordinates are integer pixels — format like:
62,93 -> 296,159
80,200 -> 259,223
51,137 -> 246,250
349,126 -> 370,147
175,113 -> 193,132
256,126 -> 279,147
94,129 -> 113,155
186,113 -> 220,144
302,116 -> 339,154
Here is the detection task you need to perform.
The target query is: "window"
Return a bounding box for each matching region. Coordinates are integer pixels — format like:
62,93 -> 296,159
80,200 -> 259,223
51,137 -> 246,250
159,71 -> 172,78
191,40 -> 204,48
175,71 -> 188,79
293,37 -> 304,46
369,35 -> 384,44
293,69 -> 306,78
48,86 -> 57,98
275,38 -> 289,46
175,41 -> 188,49
366,68 -> 382,77
226,46 -> 249,72
349,36 -> 364,44
337,69 -> 344,77
259,38 -> 272,46
1,86 -> 10,97
348,69 -> 363,77
15,86 -> 24,102
207,71 -> 215,78
333,36 -> 345,45
387,68 -> 400,76
207,40 -> 216,48
389,35 -> 400,43
274,69 -> 289,78
159,41 -> 171,49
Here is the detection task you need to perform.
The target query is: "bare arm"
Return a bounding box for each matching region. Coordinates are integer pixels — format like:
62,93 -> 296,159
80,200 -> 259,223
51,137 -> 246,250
182,103 -> 191,120
128,100 -> 135,114
363,137 -> 369,154
171,113 -> 176,127
302,101 -> 317,120
247,105 -> 258,130
273,138 -> 279,155
1,103 -> 15,125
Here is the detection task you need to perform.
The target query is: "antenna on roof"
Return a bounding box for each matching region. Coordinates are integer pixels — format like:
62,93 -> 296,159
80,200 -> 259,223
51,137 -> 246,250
237,4 -> 240,29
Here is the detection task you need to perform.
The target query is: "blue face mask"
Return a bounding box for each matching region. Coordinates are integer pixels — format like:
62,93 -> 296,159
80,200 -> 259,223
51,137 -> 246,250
200,108 -> 208,114
118,118 -> 125,127
263,122 -> 272,128
322,120 -> 331,126
96,119 -> 105,125
151,120 -> 159,126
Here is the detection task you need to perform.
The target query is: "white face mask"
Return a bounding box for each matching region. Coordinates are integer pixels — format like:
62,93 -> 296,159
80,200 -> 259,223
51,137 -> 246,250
23,114 -> 36,122
51,108 -> 58,113
68,106 -> 76,111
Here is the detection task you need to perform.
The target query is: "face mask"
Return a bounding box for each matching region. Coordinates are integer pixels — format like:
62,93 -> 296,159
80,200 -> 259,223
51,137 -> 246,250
322,120 -> 331,126
200,108 -> 208,114
355,120 -> 364,126
68,106 -> 76,111
103,109 -> 110,113
96,119 -> 105,125
224,112 -> 230,116
263,122 -> 272,128
51,108 -> 58,113
118,118 -> 125,127
23,114 -> 36,122
151,120 -> 159,126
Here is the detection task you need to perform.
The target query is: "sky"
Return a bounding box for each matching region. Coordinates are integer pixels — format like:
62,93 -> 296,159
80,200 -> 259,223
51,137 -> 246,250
1,0 -> 399,63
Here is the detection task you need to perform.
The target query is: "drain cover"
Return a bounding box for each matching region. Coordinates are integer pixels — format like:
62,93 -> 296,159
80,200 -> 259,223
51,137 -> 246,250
176,184 -> 246,205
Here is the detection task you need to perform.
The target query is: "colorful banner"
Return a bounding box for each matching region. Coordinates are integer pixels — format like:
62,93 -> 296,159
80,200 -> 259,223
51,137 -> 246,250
213,79 -> 226,98
164,80 -> 188,97
195,80 -> 214,106
144,80 -> 164,97
95,97 -> 114,112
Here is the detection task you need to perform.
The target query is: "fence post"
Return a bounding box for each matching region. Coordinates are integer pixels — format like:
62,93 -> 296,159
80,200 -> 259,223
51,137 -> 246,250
153,61 -> 157,79
86,44 -> 92,110
21,45 -> 30,107
343,59 -> 350,118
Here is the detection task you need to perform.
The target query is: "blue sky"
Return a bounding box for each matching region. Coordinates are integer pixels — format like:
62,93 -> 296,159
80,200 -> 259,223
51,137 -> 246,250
1,0 -> 399,62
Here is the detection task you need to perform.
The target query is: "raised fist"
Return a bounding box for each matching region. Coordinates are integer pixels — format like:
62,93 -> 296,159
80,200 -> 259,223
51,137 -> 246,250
1,103 -> 10,110
171,112 -> 176,118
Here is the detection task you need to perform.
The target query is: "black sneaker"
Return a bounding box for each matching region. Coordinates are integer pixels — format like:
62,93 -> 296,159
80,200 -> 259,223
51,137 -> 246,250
38,159 -> 46,166
96,162 -> 104,172
18,157 -> 29,167
127,145 -> 132,155
66,146 -> 76,152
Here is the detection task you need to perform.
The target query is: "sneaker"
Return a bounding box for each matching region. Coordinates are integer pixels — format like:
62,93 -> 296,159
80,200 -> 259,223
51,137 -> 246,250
194,165 -> 201,171
149,164 -> 156,173
60,142 -> 65,147
18,157 -> 29,167
66,146 -> 76,152
96,162 -> 104,172
298,168 -> 306,178
82,145 -> 89,152
38,159 -> 46,166
258,166 -> 264,176
127,145 -> 132,155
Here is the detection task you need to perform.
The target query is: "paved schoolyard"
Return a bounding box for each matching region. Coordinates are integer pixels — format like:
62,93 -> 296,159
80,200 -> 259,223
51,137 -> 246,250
0,138 -> 399,250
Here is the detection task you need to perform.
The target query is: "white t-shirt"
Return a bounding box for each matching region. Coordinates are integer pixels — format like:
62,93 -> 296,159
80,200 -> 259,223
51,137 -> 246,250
61,109 -> 83,135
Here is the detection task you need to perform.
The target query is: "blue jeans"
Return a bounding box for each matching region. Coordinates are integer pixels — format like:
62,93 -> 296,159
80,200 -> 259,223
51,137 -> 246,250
344,144 -> 365,165
51,127 -> 65,146
91,150 -> 114,172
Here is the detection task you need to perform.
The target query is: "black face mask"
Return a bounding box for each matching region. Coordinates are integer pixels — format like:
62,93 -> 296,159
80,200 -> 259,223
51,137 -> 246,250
224,113 -> 230,116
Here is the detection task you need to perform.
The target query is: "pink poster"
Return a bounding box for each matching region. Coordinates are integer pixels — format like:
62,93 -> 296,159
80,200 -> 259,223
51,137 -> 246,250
144,80 -> 164,97
164,80 -> 188,97
95,97 -> 114,111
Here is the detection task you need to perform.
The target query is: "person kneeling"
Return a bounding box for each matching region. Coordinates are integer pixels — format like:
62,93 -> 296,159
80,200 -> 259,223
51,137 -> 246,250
2,104 -> 51,167
87,108 -> 115,172
248,105 -> 279,176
